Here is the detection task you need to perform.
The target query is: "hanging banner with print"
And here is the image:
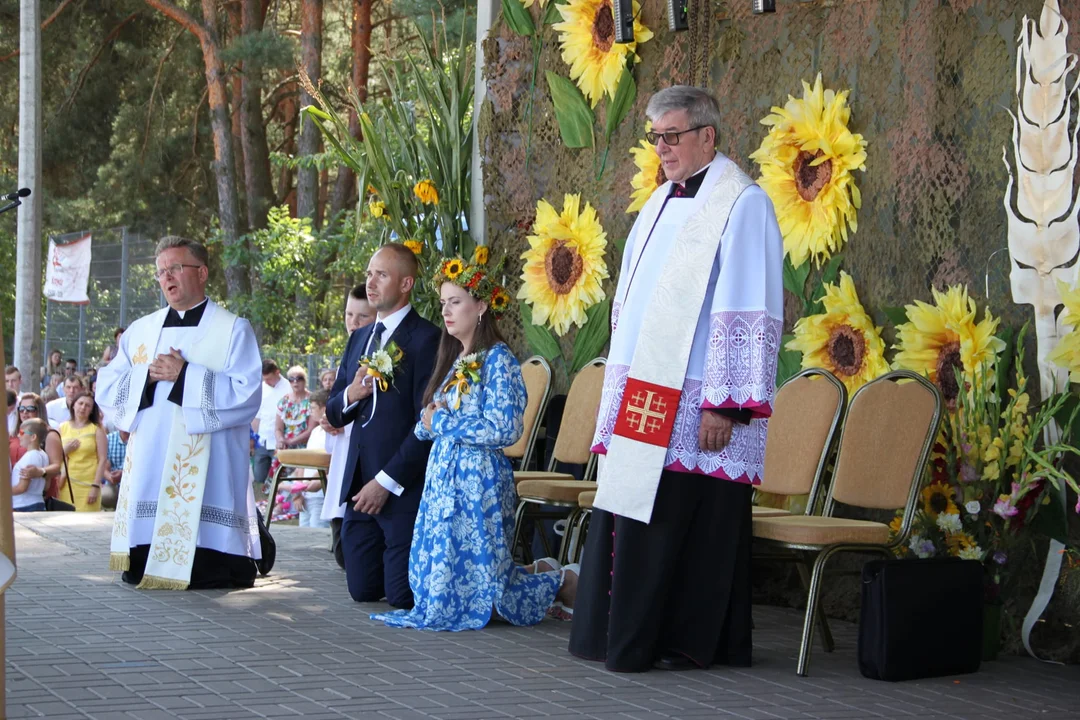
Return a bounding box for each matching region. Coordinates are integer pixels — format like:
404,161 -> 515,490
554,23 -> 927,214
44,234 -> 92,305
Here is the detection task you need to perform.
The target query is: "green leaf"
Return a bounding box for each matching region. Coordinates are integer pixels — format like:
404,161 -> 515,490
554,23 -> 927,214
604,67 -> 636,140
501,0 -> 535,36
546,71 -> 594,149
882,306 -> 909,327
994,324 -> 1016,398
806,255 -> 844,315
776,335 -> 802,387
520,302 -> 562,361
542,0 -> 565,25
782,257 -> 810,311
1029,485 -> 1069,544
819,254 -> 844,286
571,297 -> 612,373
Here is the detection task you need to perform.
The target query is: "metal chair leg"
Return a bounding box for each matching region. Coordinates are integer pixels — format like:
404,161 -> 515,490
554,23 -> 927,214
795,554 -> 835,653
573,510 -> 591,563
510,500 -> 530,563
797,549 -> 834,676
265,464 -> 286,530
558,508 -> 582,565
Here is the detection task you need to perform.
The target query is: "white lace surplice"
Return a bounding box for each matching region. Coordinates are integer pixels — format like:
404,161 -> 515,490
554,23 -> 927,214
592,156 -> 784,485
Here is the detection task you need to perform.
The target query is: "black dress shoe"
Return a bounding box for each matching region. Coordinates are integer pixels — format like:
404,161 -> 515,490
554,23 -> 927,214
653,653 -> 701,671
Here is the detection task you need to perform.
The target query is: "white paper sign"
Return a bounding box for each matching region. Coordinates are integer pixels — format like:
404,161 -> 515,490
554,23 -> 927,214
44,234 -> 92,304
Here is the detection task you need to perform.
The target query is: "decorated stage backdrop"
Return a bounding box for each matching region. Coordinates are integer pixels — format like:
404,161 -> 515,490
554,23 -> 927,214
479,0 -> 1080,661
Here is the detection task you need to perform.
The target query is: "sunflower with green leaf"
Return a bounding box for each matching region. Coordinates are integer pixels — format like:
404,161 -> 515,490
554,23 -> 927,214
554,0 -> 652,108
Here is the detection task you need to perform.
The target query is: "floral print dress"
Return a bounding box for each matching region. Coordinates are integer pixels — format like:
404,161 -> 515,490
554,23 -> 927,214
372,343 -> 561,631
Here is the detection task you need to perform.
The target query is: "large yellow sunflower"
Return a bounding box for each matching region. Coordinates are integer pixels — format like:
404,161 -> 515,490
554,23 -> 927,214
786,271 -> 889,395
921,481 -> 959,519
519,193 -> 609,336
892,285 -> 1005,408
1049,280 -> 1080,382
554,0 -> 653,108
626,121 -> 665,214
749,74 -> 867,269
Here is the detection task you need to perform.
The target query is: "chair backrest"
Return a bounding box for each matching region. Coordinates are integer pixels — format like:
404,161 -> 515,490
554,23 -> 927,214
825,370 -> 942,515
549,358 -> 607,471
760,368 -> 846,511
504,355 -> 552,469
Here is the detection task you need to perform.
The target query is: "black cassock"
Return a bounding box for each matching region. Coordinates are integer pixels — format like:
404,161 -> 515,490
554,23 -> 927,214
568,469 -> 753,672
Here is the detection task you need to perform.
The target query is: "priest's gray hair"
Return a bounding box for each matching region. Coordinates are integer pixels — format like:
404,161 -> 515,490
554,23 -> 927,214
156,235 -> 210,266
646,86 -> 722,142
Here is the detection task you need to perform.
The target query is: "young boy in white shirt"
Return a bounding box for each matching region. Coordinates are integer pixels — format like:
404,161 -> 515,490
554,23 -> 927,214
292,390 -> 330,528
12,418 -> 50,512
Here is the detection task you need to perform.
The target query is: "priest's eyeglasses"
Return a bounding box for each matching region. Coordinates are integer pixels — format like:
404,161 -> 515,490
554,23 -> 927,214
154,263 -> 204,280
645,126 -> 706,146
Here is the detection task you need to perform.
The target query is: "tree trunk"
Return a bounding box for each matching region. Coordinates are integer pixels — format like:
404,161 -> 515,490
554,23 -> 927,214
227,3 -> 246,233
15,0 -> 42,392
277,80 -> 298,213
295,0 -> 323,224
241,0 -> 275,233
329,0 -> 373,220
145,0 -> 249,300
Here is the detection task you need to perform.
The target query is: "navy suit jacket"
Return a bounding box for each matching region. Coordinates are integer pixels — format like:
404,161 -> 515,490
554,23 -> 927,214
325,308 -> 441,515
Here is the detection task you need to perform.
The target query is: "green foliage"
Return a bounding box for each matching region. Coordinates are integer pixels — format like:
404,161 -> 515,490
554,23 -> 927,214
221,28 -> 295,69
501,0 -> 535,36
570,297 -> 611,373
776,334 -> 802,387
520,302 -> 561,362
546,71 -> 595,149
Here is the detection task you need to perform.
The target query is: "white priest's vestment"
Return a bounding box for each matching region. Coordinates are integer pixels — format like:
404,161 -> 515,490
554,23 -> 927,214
591,155 -> 784,489
97,299 -> 263,561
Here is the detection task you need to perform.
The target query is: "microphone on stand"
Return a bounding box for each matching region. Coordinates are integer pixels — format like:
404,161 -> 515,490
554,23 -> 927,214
0,187 -> 30,215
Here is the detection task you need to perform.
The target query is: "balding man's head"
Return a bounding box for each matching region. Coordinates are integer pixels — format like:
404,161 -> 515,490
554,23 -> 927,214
366,244 -> 419,314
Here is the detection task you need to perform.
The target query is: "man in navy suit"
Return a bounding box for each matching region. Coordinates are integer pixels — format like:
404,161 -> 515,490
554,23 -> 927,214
325,244 -> 440,607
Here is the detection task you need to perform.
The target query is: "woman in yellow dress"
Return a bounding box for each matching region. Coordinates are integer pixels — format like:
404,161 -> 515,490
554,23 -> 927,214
59,392 -> 107,511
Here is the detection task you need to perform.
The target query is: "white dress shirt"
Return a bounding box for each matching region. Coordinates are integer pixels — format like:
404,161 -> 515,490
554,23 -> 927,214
346,303 -> 412,496
45,397 -> 70,429
256,376 -> 290,449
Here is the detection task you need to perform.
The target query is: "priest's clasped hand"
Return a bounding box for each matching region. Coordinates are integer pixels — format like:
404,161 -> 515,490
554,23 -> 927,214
699,411 -> 734,452
346,364 -> 374,405
149,348 -> 186,382
352,479 -> 390,515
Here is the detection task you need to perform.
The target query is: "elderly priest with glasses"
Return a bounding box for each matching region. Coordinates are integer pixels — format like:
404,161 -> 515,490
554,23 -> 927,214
569,86 -> 784,672
97,236 -> 264,590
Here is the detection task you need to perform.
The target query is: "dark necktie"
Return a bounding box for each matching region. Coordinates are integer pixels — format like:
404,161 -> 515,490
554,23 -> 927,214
672,184 -> 689,198
370,322 -> 386,352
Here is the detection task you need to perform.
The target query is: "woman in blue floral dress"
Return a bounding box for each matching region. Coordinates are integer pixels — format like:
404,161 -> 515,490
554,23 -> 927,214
372,258 -> 579,631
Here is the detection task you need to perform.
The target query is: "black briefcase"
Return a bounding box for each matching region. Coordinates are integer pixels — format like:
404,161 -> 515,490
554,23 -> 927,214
858,558 -> 983,681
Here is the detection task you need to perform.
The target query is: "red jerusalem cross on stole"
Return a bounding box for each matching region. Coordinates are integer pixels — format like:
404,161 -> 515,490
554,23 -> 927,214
613,378 -> 680,447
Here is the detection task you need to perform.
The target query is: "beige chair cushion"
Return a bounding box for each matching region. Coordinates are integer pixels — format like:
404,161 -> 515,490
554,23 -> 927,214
753,515 -> 890,546
831,378 -> 937,510
751,505 -> 790,518
514,470 -> 575,485
505,358 -> 549,459
552,362 -> 606,465
761,374 -> 842,496
275,449 -> 331,469
578,491 -> 595,509
517,480 -> 598,504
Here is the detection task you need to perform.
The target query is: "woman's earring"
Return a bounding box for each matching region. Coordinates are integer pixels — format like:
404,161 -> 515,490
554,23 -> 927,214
476,312 -> 484,327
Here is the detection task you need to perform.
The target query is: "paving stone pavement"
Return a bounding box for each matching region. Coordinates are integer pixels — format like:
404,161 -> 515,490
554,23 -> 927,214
4,513 -> 1079,720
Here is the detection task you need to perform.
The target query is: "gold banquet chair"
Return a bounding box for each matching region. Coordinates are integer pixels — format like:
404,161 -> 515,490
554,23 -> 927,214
512,357 -> 606,564
752,370 -> 942,676
265,448 -> 332,530
753,367 -> 847,519
503,356 -> 552,472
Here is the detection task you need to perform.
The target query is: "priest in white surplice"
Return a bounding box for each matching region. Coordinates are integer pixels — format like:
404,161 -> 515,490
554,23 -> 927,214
569,87 -> 783,672
97,236 -> 263,590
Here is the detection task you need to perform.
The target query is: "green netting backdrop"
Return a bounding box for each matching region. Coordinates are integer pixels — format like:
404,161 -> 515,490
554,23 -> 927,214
479,0 -> 1080,660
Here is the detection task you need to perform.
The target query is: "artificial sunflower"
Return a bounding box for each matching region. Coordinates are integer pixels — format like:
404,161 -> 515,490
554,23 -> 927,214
786,271 -> 889,394
519,193 -> 609,336
490,287 -> 512,315
442,258 -> 465,280
368,200 -> 386,219
1049,280 -> 1080,382
749,74 -> 867,268
554,0 -> 653,108
404,240 -> 423,255
892,285 -> 1005,408
921,481 -> 959,519
474,245 -> 490,266
627,121 -> 665,214
413,179 -> 439,205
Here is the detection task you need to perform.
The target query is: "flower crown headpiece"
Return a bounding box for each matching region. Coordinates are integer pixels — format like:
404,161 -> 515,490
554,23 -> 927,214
432,257 -> 512,319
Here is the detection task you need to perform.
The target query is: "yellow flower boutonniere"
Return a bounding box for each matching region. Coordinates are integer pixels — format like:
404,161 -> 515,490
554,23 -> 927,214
442,352 -> 485,410
360,341 -> 405,391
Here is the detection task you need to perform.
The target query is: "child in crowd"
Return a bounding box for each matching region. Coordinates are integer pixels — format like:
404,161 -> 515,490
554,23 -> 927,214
295,390 -> 330,528
11,418 -> 50,512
